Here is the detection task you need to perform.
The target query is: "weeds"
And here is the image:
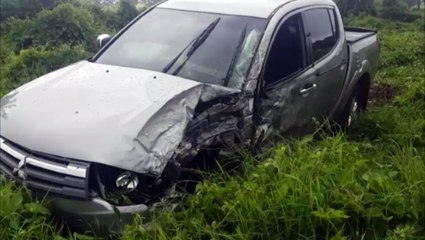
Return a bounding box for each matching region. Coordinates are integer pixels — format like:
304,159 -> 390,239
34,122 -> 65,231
122,131 -> 425,239
0,180 -> 60,240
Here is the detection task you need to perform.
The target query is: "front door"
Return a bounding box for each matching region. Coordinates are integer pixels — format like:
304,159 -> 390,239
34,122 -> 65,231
257,12 -> 317,138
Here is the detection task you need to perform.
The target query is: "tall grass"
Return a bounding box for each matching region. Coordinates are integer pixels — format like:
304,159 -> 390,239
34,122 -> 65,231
122,131 -> 425,239
0,181 -> 60,240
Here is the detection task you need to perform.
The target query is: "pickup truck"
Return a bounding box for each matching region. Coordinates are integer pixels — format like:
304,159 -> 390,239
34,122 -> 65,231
0,0 -> 379,231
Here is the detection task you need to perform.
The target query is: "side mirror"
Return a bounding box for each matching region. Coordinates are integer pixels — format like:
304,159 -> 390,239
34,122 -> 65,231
97,34 -> 111,49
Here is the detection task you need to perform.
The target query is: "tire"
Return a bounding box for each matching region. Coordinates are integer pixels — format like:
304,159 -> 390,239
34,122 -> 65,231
337,85 -> 364,130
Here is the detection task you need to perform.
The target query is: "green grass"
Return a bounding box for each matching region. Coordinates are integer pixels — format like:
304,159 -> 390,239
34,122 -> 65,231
0,180 -> 61,240
0,16 -> 424,239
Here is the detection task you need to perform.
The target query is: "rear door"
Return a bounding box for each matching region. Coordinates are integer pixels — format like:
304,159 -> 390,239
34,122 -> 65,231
302,8 -> 348,119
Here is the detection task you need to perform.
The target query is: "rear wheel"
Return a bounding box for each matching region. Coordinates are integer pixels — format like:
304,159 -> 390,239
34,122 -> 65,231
347,94 -> 360,127
337,85 -> 365,130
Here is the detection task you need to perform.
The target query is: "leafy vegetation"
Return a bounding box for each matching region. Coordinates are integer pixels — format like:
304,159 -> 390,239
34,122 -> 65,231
336,0 -> 423,21
0,0 -> 142,96
334,0 -> 377,17
0,0 -> 424,240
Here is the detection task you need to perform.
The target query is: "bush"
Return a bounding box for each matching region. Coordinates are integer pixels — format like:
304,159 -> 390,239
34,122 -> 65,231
99,1 -> 143,31
345,16 -> 424,68
0,0 -> 43,21
334,0 -> 377,17
0,0 -> 61,22
31,3 -> 98,51
0,182 -> 59,240
380,0 -> 421,21
0,18 -> 35,52
0,44 -> 89,96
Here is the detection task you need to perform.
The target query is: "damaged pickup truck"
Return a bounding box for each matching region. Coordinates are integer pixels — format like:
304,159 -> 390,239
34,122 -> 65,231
0,0 -> 379,231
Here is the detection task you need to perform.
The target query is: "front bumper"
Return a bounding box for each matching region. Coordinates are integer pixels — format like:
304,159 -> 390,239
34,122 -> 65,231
0,136 -> 150,233
45,195 -> 150,234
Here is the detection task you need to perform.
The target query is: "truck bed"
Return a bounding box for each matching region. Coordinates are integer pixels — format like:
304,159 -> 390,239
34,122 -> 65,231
345,27 -> 377,43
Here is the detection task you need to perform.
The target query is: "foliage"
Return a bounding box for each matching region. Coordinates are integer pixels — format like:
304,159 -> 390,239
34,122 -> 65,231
31,3 -> 99,50
334,0 -> 377,17
0,45 -> 89,96
0,181 -> 60,240
123,131 -> 425,239
380,0 -> 422,21
404,0 -> 423,9
98,0 -> 142,30
0,0 -> 144,96
0,18 -> 35,53
0,0 -> 61,22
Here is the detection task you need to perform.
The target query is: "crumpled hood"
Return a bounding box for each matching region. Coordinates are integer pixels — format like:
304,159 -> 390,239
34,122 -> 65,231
0,61 -> 240,174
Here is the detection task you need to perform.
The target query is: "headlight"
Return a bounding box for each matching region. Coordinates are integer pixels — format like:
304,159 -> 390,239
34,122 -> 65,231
91,164 -> 164,205
116,171 -> 139,193
91,162 -> 181,205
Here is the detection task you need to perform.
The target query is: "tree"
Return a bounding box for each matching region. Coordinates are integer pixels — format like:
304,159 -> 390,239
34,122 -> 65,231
0,0 -> 64,22
0,19 -> 35,51
334,0 -> 377,17
0,0 -> 43,21
381,0 -> 410,20
404,0 -> 422,9
116,0 -> 140,27
31,3 -> 98,50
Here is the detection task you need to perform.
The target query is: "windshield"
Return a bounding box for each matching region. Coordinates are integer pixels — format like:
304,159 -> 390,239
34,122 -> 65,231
94,8 -> 267,88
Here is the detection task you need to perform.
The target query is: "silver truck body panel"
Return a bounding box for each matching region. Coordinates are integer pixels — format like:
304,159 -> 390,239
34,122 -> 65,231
0,61 -> 240,175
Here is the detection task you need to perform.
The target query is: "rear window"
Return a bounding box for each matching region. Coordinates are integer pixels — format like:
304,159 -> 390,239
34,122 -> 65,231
304,8 -> 337,62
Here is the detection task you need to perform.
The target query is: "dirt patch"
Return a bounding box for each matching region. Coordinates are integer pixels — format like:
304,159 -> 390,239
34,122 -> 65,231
368,83 -> 400,106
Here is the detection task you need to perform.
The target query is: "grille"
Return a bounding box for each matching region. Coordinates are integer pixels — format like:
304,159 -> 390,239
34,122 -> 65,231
0,137 -> 90,199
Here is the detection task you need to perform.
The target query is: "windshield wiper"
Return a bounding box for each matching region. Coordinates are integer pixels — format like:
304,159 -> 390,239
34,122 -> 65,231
223,25 -> 247,86
162,17 -> 221,74
162,40 -> 192,73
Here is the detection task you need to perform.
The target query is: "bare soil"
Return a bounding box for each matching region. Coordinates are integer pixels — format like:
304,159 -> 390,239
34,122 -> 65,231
368,83 -> 400,106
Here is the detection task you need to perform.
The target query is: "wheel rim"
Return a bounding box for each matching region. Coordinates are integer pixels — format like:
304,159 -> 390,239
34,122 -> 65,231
347,98 -> 359,127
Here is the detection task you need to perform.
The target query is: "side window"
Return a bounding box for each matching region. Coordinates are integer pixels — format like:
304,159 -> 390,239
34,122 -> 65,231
264,14 -> 306,86
304,8 -> 337,62
328,9 -> 338,39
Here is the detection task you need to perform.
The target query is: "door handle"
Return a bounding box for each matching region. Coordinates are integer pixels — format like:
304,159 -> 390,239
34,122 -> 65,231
300,83 -> 317,95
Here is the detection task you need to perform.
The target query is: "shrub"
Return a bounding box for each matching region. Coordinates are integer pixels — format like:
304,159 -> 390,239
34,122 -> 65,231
31,3 -> 98,51
98,1 -> 144,31
0,0 -> 61,22
0,181 -> 59,240
0,18 -> 35,52
380,0 -> 421,21
0,44 -> 89,96
334,0 -> 377,17
0,0 -> 43,21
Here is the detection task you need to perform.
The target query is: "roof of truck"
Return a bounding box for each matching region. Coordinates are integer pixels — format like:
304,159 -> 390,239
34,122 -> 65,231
158,0 -> 335,18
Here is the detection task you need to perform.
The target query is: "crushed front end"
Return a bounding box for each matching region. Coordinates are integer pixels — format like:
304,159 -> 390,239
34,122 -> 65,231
0,136 -> 179,233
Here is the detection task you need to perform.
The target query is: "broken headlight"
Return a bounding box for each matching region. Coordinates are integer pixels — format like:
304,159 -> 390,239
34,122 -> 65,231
116,171 -> 139,193
90,163 -> 180,205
